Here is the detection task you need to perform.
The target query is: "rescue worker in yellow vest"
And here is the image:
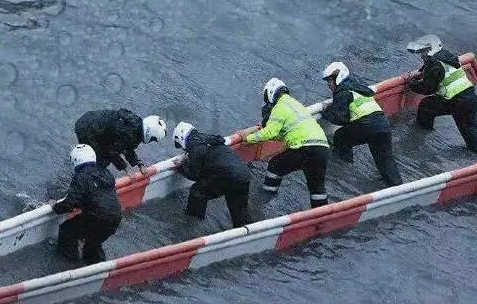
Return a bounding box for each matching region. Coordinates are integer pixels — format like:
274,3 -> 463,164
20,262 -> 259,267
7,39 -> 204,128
246,78 -> 330,208
322,62 -> 402,187
406,35 -> 477,152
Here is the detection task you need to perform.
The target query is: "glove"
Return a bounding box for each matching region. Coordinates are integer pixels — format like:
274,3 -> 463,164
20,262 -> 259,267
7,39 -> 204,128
138,162 -> 148,176
124,167 -> 135,180
402,72 -> 414,86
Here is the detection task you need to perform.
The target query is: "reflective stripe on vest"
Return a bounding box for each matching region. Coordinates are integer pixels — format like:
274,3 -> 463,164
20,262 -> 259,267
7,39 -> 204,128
281,99 -> 328,148
437,61 -> 474,100
349,92 -> 382,122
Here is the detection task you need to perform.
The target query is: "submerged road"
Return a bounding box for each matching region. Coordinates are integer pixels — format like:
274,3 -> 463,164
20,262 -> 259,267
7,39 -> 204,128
0,0 -> 476,303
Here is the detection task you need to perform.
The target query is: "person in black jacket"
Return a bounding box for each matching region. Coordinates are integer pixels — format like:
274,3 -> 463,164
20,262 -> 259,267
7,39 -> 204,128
172,122 -> 251,228
406,35 -> 477,151
322,62 -> 402,186
50,144 -> 122,265
74,109 -> 167,176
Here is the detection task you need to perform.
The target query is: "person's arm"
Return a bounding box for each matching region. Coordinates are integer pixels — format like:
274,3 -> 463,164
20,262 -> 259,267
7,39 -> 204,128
52,174 -> 87,214
176,157 -> 200,181
322,90 -> 352,125
409,60 -> 445,95
124,149 -> 141,168
246,107 -> 285,143
110,154 -> 128,171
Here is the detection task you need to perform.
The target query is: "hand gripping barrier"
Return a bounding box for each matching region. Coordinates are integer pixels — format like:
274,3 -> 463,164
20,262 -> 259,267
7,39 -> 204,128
1,162 -> 477,304
0,53 -> 476,286
1,53 -> 476,258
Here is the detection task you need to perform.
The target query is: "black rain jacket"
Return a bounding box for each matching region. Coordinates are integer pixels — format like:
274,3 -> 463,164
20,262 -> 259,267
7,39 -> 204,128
177,130 -> 251,184
323,77 -> 390,133
53,163 -> 122,226
75,109 -> 143,171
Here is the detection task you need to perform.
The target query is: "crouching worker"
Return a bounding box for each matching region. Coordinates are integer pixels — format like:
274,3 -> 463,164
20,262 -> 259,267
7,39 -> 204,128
246,78 -> 330,208
75,109 -> 167,176
50,144 -> 122,265
173,122 -> 251,228
322,62 -> 402,187
406,35 -> 477,152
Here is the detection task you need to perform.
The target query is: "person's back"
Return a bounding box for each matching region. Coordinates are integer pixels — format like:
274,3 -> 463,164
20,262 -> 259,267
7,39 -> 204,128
250,94 -> 329,150
75,109 -> 142,153
322,62 -> 402,186
343,78 -> 389,132
324,77 -> 388,130
52,145 -> 122,264
246,78 -> 330,208
406,35 -> 477,152
409,48 -> 472,97
74,109 -> 166,173
173,123 -> 251,228
70,164 -> 122,224
185,130 -> 250,184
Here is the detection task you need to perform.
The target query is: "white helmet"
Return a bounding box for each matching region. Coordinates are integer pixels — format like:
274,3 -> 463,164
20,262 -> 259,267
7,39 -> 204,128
70,144 -> 96,168
322,62 -> 350,85
263,77 -> 289,104
173,121 -> 195,149
143,115 -> 167,143
407,34 -> 442,56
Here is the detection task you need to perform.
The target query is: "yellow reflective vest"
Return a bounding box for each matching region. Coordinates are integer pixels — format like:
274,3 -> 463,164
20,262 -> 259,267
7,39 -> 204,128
349,92 -> 382,122
437,61 -> 474,100
246,94 -> 329,149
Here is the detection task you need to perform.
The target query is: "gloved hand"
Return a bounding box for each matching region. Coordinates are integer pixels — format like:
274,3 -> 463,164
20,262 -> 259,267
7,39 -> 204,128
124,167 -> 135,180
237,130 -> 251,145
402,71 -> 414,86
402,71 -> 422,93
138,162 -> 148,176
172,156 -> 184,167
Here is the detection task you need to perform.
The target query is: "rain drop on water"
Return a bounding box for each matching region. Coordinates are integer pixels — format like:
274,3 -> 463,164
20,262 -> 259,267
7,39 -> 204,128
58,31 -> 72,46
56,84 -> 78,106
0,61 -> 18,88
102,73 -> 124,94
108,41 -> 125,57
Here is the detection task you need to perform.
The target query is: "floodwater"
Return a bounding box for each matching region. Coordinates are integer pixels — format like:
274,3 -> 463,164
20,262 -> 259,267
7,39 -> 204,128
0,0 -> 476,303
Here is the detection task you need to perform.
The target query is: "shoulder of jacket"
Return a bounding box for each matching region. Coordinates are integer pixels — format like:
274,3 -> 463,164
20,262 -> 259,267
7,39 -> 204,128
272,98 -> 290,113
334,86 -> 353,98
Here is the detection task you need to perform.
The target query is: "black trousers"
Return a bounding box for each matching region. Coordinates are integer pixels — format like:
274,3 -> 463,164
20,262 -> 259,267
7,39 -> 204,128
416,90 -> 477,152
333,124 -> 402,187
264,145 -> 330,208
58,215 -> 120,265
186,178 -> 250,228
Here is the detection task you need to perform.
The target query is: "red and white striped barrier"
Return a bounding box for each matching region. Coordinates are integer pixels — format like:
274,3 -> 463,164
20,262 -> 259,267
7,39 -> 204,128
0,127 -> 259,257
1,162 -> 476,304
0,53 -> 476,299
0,53 -> 475,258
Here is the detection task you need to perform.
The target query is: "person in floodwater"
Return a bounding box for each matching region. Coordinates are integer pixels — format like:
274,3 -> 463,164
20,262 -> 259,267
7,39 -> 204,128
50,144 -> 121,265
246,78 -> 330,208
322,62 -> 403,187
173,122 -> 251,228
74,109 -> 167,177
406,34 -> 477,152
